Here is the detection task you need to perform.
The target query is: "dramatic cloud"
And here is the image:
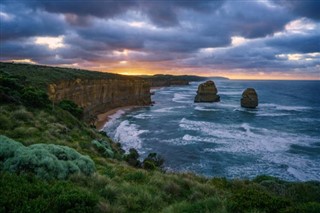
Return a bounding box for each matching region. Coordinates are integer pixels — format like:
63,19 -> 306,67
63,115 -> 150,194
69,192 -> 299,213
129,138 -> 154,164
1,0 -> 319,79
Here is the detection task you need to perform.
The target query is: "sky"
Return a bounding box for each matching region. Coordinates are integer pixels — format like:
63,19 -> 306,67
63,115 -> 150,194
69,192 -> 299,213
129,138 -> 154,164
0,0 -> 319,80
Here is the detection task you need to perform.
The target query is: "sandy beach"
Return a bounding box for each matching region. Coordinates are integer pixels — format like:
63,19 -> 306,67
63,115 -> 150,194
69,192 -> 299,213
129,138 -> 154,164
95,106 -> 137,130
95,88 -> 162,130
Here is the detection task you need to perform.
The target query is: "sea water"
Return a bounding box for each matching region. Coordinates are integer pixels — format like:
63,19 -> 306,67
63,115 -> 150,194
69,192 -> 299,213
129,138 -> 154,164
102,80 -> 320,181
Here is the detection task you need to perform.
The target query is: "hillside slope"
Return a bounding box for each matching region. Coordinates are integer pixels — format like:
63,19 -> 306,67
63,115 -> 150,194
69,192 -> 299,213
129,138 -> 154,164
0,63 -> 319,213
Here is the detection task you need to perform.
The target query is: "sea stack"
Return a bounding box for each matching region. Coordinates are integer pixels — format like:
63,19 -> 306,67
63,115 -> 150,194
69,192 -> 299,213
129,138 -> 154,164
194,80 -> 220,102
241,88 -> 258,108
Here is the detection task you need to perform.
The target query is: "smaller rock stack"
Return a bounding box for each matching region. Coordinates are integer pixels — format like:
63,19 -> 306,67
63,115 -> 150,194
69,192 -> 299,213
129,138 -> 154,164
194,80 -> 220,102
241,88 -> 258,108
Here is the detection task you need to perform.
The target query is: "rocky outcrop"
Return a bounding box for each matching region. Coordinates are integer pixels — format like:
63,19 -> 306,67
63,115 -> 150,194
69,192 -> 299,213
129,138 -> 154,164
241,88 -> 258,108
48,78 -> 151,121
194,80 -> 220,102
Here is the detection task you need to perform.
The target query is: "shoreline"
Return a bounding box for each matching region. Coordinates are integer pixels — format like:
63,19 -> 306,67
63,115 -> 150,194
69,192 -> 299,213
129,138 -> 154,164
95,105 -> 137,130
96,87 -> 166,130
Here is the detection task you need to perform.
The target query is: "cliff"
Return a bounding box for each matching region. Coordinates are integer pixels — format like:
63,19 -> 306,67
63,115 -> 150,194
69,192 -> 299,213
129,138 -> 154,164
48,78 -> 151,121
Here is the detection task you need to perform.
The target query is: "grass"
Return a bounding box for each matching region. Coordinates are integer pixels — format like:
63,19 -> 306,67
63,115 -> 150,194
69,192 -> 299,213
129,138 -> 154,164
0,63 -> 319,212
0,62 -> 134,89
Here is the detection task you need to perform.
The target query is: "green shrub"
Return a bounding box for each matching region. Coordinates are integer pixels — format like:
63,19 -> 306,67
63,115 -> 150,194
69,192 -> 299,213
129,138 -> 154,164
142,152 -> 164,170
228,185 -> 290,213
0,114 -> 13,130
0,172 -> 98,213
285,182 -> 320,203
124,171 -> 146,183
21,87 -> 50,108
163,197 -> 224,213
284,202 -> 320,213
0,135 -> 23,160
0,135 -> 95,180
91,140 -> 114,158
58,100 -> 84,119
11,108 -> 34,122
10,126 -> 39,138
125,148 -> 141,167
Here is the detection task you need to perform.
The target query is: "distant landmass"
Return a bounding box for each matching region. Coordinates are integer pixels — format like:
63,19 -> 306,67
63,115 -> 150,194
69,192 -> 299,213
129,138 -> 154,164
207,76 -> 230,80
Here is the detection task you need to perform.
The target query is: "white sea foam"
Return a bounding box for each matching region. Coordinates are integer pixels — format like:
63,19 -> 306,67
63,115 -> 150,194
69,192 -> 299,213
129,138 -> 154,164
259,103 -> 311,111
153,106 -> 186,113
157,91 -> 174,95
114,120 -> 148,152
172,93 -> 193,103
179,117 -> 320,180
219,91 -> 242,96
179,118 -> 318,153
216,102 -> 238,108
133,113 -> 152,119
182,134 -> 215,143
194,106 -> 220,112
162,138 -> 196,146
102,109 -> 126,129
256,113 -> 290,117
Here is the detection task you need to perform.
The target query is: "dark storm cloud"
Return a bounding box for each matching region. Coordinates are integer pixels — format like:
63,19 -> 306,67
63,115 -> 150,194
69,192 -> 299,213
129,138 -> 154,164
76,24 -> 145,50
273,0 -> 320,20
14,0 -> 137,18
0,39 -> 54,61
267,34 -> 320,54
200,0 -> 292,39
1,0 -> 319,77
139,0 -> 224,27
5,0 -> 223,28
0,3 -> 66,41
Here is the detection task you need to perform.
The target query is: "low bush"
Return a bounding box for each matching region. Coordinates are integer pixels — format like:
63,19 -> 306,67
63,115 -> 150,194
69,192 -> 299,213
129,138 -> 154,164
11,108 -> 34,122
125,148 -> 141,167
91,139 -> 114,158
0,135 -> 95,180
0,114 -> 13,130
21,87 -> 50,108
0,172 -> 98,213
124,170 -> 147,183
58,100 -> 84,119
142,152 -> 164,170
228,184 -> 290,213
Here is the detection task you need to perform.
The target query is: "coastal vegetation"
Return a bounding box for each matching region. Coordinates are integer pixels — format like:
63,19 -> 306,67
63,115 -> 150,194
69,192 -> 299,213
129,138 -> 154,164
0,63 -> 319,213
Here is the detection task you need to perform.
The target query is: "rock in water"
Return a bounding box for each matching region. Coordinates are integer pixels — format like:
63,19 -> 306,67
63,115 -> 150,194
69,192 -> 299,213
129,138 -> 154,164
241,88 -> 258,108
194,80 -> 220,102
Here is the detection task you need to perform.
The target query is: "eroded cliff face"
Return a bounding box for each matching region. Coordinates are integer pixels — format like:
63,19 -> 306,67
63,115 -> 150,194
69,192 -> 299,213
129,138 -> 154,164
48,78 -> 151,120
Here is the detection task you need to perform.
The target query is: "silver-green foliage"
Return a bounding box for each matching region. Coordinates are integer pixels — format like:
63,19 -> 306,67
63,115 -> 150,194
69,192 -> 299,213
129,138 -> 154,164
0,135 -> 95,179
91,139 -> 114,158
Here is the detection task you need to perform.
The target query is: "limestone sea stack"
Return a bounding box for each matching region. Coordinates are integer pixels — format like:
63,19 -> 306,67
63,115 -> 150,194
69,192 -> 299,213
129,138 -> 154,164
194,80 -> 220,102
241,88 -> 258,108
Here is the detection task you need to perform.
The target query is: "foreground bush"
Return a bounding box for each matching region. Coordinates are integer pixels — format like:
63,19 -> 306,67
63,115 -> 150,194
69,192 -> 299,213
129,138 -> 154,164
0,135 -> 95,180
0,172 -> 98,213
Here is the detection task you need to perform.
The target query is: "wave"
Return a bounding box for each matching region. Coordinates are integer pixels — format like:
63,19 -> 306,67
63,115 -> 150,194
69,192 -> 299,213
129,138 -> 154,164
259,103 -> 311,111
194,106 -> 220,112
102,109 -> 126,129
162,138 -> 196,146
183,134 -> 215,143
219,91 -> 242,96
172,93 -> 193,103
256,113 -> 290,117
114,120 -> 148,152
132,113 -> 153,119
153,106 -> 186,113
179,118 -> 317,152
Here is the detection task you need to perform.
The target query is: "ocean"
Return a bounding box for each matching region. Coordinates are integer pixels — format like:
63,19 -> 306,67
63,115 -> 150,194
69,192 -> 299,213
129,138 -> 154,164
102,80 -> 320,181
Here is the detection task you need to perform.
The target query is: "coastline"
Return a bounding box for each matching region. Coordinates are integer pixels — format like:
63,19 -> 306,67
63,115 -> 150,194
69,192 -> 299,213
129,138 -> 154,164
95,105 -> 137,130
96,87 -> 165,130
